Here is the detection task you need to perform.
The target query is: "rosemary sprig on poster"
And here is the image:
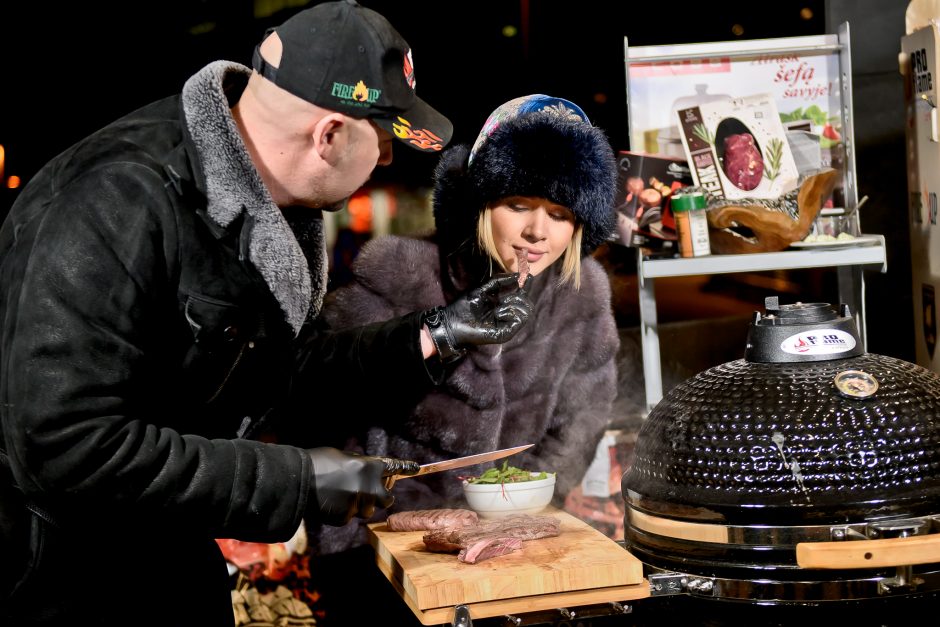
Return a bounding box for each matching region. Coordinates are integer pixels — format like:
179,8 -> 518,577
692,123 -> 714,146
764,138 -> 784,181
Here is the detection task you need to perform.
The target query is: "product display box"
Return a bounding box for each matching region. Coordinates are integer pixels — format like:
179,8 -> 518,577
675,93 -> 799,201
625,32 -> 856,212
613,151 -> 693,248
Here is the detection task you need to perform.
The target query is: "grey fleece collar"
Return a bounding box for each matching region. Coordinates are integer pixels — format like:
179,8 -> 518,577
181,61 -> 328,335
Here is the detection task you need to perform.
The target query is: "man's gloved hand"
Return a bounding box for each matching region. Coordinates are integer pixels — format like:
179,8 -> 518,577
424,273 -> 533,363
378,456 -> 421,478
379,456 -> 422,490
305,448 -> 418,527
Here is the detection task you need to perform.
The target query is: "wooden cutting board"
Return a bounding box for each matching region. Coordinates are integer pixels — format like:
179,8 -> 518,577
368,508 -> 647,619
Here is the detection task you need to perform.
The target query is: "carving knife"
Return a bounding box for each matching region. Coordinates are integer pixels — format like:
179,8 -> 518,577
382,443 -> 534,490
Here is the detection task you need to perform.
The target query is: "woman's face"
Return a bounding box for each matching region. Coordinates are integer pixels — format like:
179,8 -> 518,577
490,196 -> 576,276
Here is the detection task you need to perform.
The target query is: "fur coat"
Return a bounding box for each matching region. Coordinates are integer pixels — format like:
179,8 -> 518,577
314,235 -> 620,553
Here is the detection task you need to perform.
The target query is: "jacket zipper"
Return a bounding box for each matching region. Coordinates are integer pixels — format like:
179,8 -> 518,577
207,340 -> 253,403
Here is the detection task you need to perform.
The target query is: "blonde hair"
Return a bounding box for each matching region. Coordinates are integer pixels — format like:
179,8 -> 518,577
477,206 -> 583,290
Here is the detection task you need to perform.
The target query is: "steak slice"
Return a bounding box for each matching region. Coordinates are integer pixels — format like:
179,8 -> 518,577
422,514 -> 561,564
515,249 -> 530,288
458,537 -> 524,564
387,509 -> 479,532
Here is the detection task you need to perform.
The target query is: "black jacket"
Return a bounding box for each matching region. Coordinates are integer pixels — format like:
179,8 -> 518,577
0,61 -> 430,626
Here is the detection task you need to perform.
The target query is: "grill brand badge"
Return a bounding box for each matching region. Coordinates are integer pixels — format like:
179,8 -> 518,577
781,329 -> 856,355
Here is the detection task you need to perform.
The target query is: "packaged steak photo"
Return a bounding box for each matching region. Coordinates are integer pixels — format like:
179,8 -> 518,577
676,93 -> 799,201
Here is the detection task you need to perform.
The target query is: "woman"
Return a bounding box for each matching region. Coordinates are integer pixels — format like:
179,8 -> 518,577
316,94 -> 620,554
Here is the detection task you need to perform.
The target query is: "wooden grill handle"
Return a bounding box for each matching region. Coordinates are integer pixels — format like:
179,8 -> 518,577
797,534 -> 940,569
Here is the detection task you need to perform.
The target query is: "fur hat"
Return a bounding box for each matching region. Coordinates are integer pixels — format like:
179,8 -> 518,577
432,95 -> 618,258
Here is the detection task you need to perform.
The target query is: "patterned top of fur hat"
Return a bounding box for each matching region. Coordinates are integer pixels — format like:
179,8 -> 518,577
468,94 -> 590,166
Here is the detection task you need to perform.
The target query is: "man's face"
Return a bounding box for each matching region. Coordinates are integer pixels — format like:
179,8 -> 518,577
283,115 -> 395,211
324,118 -> 393,205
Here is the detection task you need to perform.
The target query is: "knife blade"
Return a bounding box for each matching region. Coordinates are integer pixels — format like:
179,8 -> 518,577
382,443 -> 533,490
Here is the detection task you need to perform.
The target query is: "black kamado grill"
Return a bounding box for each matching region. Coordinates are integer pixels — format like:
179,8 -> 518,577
621,297 -> 940,623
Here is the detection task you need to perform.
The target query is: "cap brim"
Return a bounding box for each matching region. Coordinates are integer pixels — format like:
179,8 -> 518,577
373,97 -> 453,153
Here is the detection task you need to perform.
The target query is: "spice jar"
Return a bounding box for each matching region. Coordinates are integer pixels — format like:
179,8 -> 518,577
671,190 -> 711,257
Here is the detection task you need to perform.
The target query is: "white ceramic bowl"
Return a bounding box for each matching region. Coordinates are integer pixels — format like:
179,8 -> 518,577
462,473 -> 556,519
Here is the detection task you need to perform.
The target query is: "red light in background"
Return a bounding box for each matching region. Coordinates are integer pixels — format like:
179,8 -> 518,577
347,190 -> 373,233
1,144 -> 21,189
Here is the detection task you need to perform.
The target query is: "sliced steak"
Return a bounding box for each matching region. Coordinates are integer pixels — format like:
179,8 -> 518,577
422,514 -> 561,563
387,509 -> 479,532
458,537 -> 524,564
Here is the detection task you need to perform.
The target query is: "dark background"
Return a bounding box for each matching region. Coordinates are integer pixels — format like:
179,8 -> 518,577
0,0 -> 825,193
0,0 -> 829,187
0,0 -> 915,362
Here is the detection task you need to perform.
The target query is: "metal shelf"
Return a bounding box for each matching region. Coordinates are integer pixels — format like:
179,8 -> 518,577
639,235 -> 886,279
636,236 -> 888,413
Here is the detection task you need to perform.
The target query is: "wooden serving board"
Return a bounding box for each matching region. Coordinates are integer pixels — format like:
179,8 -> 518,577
368,508 -> 648,623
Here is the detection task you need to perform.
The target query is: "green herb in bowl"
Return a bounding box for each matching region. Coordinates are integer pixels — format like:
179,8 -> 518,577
467,461 -> 551,484
462,461 -> 556,517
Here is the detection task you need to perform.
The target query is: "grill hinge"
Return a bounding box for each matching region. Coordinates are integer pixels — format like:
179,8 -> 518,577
648,572 -> 716,597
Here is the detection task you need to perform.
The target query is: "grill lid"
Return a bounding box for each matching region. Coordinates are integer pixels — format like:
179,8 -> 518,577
623,297 -> 940,526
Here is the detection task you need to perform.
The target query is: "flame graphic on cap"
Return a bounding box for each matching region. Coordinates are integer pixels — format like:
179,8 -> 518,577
352,81 -> 369,102
393,117 -> 444,151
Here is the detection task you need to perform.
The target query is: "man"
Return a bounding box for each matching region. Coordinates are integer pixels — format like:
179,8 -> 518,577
0,1 -> 531,625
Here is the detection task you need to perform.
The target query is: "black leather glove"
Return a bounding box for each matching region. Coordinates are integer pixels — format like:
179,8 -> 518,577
424,273 -> 533,364
305,448 -> 418,526
378,456 -> 421,478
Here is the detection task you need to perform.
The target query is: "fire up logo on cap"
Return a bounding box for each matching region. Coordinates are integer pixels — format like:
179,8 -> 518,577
780,329 -> 856,356
331,80 -> 381,106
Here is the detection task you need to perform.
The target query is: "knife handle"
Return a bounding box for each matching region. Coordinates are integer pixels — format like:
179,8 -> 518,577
379,457 -> 420,491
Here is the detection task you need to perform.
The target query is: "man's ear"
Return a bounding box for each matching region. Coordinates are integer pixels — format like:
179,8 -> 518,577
313,113 -> 346,164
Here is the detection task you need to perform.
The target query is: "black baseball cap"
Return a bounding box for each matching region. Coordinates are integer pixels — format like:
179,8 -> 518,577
252,0 -> 453,153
